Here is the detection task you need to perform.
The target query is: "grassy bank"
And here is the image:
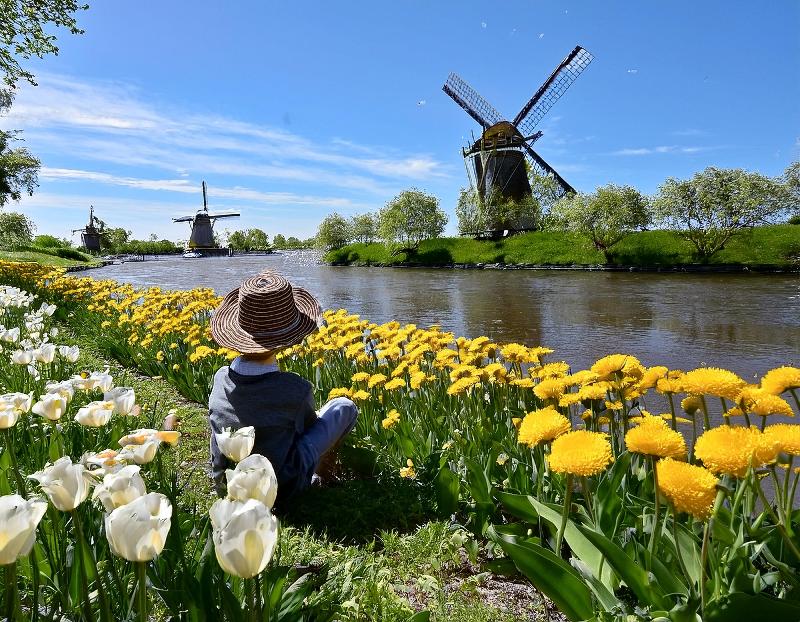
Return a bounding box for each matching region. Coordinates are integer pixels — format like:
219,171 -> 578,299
326,225 -> 800,269
0,248 -> 101,268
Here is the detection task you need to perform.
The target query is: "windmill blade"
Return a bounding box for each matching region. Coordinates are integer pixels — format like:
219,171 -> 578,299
208,212 -> 240,219
442,72 -> 504,129
513,46 -> 593,137
522,143 -> 575,196
172,216 -> 194,223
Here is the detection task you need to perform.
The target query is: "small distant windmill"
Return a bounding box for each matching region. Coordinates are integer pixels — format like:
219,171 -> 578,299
72,205 -> 103,252
443,45 -> 593,236
172,182 -> 239,252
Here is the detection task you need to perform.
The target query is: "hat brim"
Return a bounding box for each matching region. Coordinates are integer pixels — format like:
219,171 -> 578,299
211,286 -> 322,354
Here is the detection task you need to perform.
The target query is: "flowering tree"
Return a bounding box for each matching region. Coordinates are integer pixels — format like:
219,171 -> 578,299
549,184 -> 651,260
655,167 -> 792,259
378,188 -> 447,250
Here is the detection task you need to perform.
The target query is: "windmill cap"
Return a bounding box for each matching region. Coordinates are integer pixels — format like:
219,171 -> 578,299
211,270 -> 323,354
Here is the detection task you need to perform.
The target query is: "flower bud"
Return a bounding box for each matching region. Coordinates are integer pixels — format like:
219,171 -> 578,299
104,493 -> 172,562
11,350 -> 33,365
216,426 -> 255,462
58,345 -> 80,363
34,344 -> 57,364
210,498 -> 277,578
0,495 -> 48,565
104,388 -> 137,416
75,401 -> 114,427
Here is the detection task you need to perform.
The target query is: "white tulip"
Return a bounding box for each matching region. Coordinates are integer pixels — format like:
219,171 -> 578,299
28,456 -> 93,511
118,428 -> 180,447
89,372 -> 114,392
75,401 -> 114,427
118,439 -> 161,465
11,350 -> 33,365
210,498 -> 278,578
105,493 -> 172,562
0,392 -> 33,414
104,388 -> 136,416
0,407 -> 20,429
0,495 -> 48,565
27,364 -> 40,379
45,381 -> 75,403
57,345 -> 80,363
0,327 -> 20,343
216,426 -> 255,463
32,394 -> 68,421
225,454 -> 278,509
92,465 -> 147,512
38,303 -> 56,316
34,343 -> 57,364
82,449 -> 124,476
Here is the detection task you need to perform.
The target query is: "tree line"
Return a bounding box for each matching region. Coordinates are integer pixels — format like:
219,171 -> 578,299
316,162 -> 799,263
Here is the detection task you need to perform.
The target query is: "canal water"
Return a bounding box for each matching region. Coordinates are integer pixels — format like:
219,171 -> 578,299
83,252 -> 800,382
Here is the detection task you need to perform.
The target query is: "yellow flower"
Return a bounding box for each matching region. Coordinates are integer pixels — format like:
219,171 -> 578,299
679,367 -> 746,400
510,378 -> 535,389
384,377 -> 406,391
694,426 -> 779,477
327,387 -> 353,400
591,354 -> 642,381
533,378 -> 566,401
172,364 -> 180,371
481,363 -> 508,383
155,350 -> 165,362
576,383 -> 608,402
624,416 -> 686,459
399,459 -> 416,479
517,407 -> 571,447
681,395 -> 703,415
761,367 -> 800,395
534,362 -> 570,379
351,372 -> 370,383
764,424 -> 800,456
450,365 -> 480,381
639,366 -> 668,390
732,386 -> 794,417
656,458 -> 718,520
410,371 -> 429,390
447,376 -> 480,396
548,431 -> 613,477
382,409 -> 401,429
367,374 -> 387,389
351,389 -> 370,402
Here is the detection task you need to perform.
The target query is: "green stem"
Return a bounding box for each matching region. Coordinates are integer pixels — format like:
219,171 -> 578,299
670,512 -> 697,602
4,561 -> 21,622
648,458 -> 662,564
254,572 -> 263,620
700,522 -> 710,617
581,476 -> 595,525
667,394 -> 677,430
556,475 -> 573,555
699,396 -> 711,431
754,476 -> 800,561
790,389 -> 800,415
3,429 -> 27,498
689,414 -> 698,463
136,562 -> 148,622
245,577 -> 257,622
71,510 -> 95,622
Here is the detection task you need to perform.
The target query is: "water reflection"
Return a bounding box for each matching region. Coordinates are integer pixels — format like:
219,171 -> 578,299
84,253 -> 800,380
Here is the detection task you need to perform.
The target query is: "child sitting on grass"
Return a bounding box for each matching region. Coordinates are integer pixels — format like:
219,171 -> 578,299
208,270 -> 358,507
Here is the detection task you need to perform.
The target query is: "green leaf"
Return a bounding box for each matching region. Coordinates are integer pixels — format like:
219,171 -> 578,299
705,592 -> 800,622
489,526 -> 594,622
0,450 -> 12,495
407,611 -> 431,622
579,525 -> 672,610
435,466 -> 460,516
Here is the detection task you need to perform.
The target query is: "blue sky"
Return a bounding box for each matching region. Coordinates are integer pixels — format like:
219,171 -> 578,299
2,0 -> 798,243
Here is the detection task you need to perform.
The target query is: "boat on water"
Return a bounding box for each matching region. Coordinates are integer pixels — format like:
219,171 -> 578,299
182,251 -> 203,259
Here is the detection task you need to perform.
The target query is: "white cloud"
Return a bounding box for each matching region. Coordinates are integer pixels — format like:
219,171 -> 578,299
610,145 -> 714,156
626,69 -> 638,74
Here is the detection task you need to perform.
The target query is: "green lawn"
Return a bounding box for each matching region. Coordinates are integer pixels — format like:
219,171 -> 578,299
0,249 -> 101,268
326,225 -> 800,269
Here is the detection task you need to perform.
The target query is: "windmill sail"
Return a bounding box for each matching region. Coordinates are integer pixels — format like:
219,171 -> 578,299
513,46 -> 594,139
443,73 -> 505,129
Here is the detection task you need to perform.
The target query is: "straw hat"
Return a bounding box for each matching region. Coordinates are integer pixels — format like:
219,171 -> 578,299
211,271 -> 322,353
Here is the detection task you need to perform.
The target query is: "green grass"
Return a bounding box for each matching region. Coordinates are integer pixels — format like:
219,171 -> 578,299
0,249 -> 101,268
61,321 -> 559,622
326,225 -> 800,269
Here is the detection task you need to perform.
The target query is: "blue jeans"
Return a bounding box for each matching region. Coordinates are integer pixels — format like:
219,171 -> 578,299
297,397 -> 358,479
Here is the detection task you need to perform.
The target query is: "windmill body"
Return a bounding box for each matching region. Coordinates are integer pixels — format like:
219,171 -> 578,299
172,182 -> 239,256
443,45 -> 593,237
72,205 -> 102,252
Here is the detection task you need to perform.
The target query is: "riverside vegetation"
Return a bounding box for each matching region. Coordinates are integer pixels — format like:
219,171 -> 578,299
2,259 -> 800,621
326,224 -> 800,270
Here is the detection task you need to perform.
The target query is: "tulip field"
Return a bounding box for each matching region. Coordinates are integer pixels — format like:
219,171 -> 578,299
2,259 -> 800,621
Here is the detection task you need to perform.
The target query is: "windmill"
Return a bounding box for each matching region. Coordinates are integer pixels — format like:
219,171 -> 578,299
72,205 -> 103,252
443,45 -> 593,236
172,181 -> 239,253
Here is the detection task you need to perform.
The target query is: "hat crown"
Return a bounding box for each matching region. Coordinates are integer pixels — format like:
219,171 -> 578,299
237,272 -> 299,335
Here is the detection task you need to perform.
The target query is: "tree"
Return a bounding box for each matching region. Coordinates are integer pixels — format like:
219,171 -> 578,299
350,212 -> 377,244
1,0 -> 88,88
784,161 -> 799,219
378,188 -> 447,249
315,213 -> 351,250
654,167 -> 792,260
247,228 -> 269,250
0,91 -> 39,206
100,227 -> 131,253
455,187 -> 481,235
0,211 -> 35,248
34,234 -> 71,248
550,184 -> 651,260
272,234 -> 287,249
